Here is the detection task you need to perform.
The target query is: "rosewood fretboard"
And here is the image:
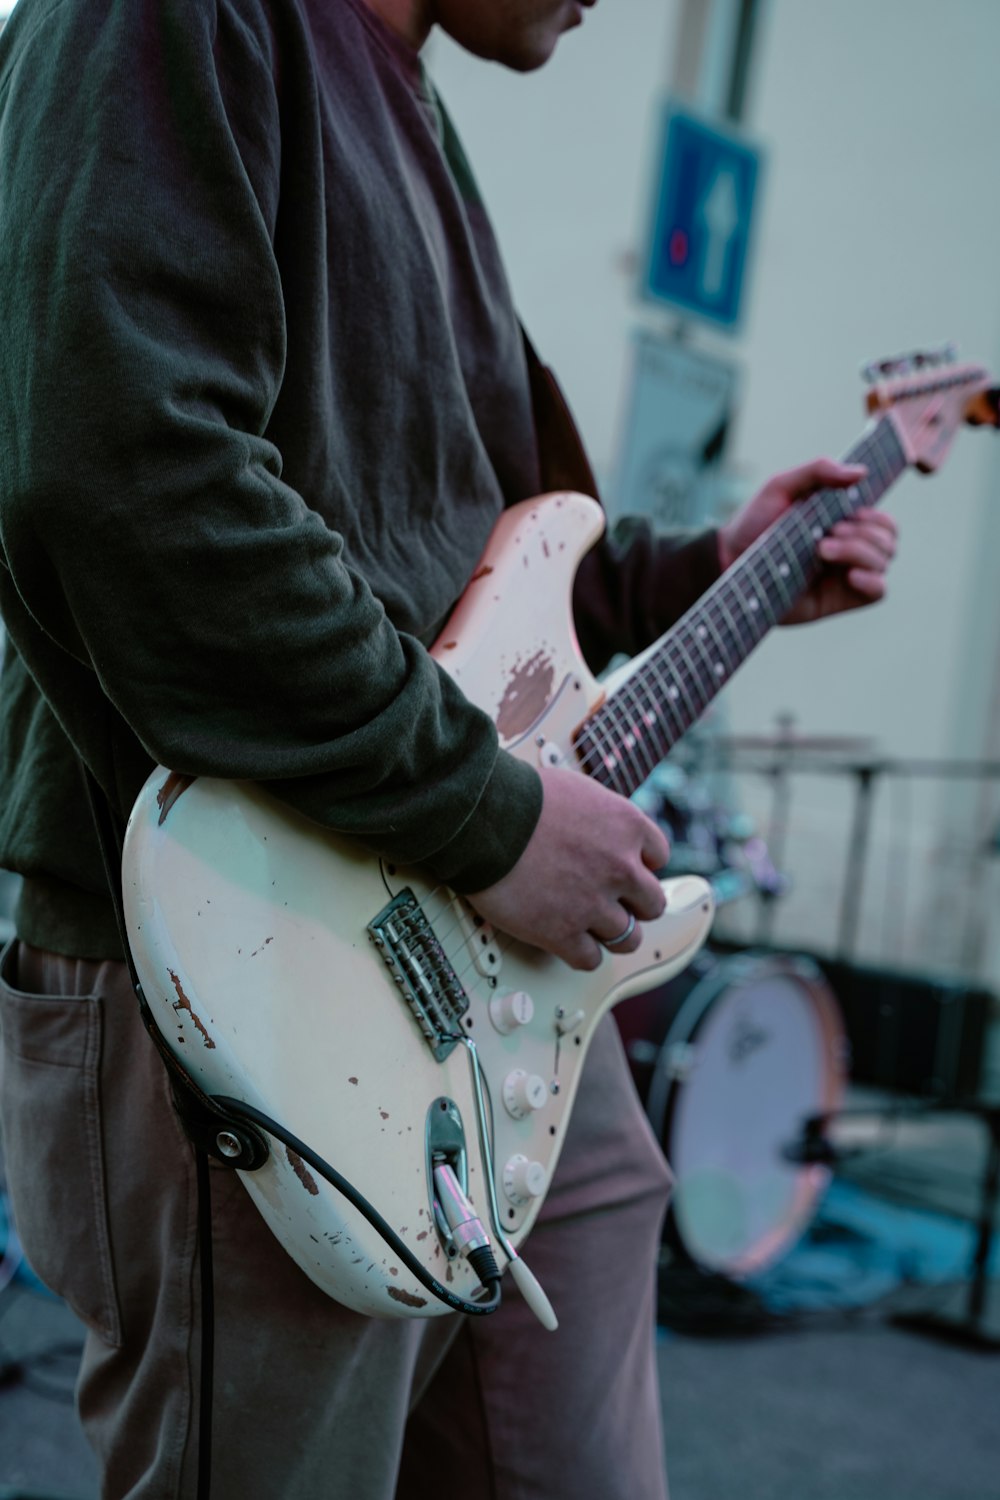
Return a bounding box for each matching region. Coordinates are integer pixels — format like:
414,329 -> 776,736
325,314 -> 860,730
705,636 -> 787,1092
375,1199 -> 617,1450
574,416 -> 907,795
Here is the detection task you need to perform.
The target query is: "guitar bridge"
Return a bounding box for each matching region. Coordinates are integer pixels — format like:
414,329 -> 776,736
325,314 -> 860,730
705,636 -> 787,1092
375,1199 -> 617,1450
367,888 -> 470,1061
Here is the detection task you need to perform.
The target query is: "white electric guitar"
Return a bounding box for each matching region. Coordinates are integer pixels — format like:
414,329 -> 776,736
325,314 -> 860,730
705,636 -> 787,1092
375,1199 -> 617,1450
122,349 -> 998,1324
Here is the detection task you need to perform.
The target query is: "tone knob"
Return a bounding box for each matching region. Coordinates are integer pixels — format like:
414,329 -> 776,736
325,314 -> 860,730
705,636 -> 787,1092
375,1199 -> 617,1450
503,1154 -> 547,1206
489,988 -> 535,1035
502,1069 -> 548,1120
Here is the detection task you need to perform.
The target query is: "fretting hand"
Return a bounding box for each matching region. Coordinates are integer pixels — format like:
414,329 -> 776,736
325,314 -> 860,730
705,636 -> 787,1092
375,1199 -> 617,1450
717,457 -> 898,624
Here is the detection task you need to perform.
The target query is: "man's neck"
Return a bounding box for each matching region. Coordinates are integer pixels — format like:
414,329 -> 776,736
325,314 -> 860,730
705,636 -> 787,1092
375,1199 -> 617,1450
361,0 -> 431,51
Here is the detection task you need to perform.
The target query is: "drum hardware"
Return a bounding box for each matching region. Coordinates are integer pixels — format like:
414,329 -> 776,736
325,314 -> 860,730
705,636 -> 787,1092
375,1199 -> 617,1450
777,1097 -> 1000,1350
661,1040 -> 696,1084
779,1109 -> 874,1167
890,1101 -> 1000,1350
621,950 -> 848,1278
626,738 -> 1000,1333
634,757 -> 786,910
706,718 -> 876,945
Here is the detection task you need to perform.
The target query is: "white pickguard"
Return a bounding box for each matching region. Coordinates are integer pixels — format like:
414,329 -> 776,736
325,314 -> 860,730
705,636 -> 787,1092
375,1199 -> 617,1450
122,493 -> 715,1319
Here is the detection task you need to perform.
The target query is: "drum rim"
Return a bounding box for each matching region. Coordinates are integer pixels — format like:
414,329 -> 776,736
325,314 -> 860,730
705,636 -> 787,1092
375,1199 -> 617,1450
649,949 -> 848,1277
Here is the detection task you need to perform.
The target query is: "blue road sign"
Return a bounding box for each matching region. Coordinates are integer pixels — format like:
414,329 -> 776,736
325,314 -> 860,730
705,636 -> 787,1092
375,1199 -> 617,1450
642,104 -> 763,331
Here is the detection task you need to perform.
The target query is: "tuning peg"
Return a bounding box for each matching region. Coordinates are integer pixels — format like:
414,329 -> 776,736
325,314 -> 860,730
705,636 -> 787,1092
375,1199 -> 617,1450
862,344 -> 959,385
862,354 -> 908,383
916,344 -> 958,368
862,357 -> 892,384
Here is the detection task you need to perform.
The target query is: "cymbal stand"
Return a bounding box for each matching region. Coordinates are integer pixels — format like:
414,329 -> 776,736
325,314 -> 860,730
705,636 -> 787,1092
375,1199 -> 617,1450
890,1103 -> 1000,1350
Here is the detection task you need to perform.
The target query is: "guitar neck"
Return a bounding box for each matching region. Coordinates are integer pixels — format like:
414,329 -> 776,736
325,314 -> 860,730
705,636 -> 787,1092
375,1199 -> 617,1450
575,414 -> 908,796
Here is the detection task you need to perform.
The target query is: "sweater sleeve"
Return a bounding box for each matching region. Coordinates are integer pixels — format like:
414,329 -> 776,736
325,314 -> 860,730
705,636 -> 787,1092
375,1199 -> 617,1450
0,0 -> 540,895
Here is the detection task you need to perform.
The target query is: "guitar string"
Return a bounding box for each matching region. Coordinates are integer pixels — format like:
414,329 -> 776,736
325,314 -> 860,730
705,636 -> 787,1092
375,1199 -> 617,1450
392,420 -> 913,990
419,880 -> 619,1002
569,428 -> 906,791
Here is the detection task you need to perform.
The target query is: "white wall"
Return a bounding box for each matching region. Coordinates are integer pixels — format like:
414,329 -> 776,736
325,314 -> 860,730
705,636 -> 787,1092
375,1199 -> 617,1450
428,0 -> 682,483
429,0 -> 1000,981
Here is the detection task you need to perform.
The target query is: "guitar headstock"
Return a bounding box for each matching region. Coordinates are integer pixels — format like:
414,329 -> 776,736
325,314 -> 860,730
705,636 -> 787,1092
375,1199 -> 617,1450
863,345 -> 1000,473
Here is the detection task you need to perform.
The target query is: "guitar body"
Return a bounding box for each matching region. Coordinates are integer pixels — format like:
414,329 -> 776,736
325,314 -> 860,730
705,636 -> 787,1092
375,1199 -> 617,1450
123,493 -> 715,1319
122,349 -> 1000,1320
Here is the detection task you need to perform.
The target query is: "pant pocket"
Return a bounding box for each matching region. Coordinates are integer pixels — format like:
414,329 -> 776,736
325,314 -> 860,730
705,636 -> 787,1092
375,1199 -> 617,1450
0,940 -> 123,1346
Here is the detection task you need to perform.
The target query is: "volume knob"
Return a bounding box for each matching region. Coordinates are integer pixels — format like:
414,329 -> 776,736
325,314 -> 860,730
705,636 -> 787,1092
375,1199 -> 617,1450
502,1069 -> 548,1120
489,988 -> 534,1035
503,1154 -> 547,1206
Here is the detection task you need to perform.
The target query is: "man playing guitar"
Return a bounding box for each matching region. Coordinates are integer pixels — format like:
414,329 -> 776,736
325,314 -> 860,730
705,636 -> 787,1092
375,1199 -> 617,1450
0,1 -> 895,1495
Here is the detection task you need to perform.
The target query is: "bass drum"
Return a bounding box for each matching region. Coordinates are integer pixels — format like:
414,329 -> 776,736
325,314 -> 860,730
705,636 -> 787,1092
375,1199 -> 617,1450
642,951 -> 847,1277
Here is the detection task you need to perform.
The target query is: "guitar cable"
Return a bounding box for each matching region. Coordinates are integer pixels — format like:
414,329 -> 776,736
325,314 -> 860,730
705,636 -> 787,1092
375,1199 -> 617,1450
210,1093 -> 504,1316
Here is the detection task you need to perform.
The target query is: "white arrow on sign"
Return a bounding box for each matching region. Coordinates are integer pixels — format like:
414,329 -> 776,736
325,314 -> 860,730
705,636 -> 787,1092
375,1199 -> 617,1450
698,167 -> 739,301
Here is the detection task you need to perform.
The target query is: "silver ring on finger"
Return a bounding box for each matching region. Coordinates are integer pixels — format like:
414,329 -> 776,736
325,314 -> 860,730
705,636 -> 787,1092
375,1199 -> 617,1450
603,912 -> 636,950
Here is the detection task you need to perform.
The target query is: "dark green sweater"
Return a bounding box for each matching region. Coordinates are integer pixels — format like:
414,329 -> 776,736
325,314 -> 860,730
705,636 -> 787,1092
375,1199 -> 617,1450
0,0 -> 719,959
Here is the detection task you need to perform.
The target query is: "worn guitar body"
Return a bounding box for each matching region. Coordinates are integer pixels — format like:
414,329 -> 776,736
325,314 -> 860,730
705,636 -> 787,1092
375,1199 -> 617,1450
123,492 -> 715,1320
123,347 -> 1000,1321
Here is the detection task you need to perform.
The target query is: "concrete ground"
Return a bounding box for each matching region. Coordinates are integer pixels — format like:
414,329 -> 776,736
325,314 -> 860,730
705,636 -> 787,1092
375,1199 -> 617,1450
659,1308 -> 1000,1500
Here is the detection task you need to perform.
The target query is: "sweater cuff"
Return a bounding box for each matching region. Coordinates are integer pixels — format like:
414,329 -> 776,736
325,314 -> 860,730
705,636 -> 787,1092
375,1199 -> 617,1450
424,749 -> 543,894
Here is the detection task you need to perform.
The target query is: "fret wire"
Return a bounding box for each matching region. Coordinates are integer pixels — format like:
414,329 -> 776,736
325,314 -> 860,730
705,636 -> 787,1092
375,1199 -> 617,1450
755,549 -> 792,605
689,609 -> 734,687
611,694 -> 674,772
598,691 -> 659,791
753,551 -> 794,615
772,525 -> 810,589
701,605 -> 740,671
723,582 -> 770,646
662,638 -> 711,717
682,619 -> 725,692
730,566 -> 773,631
615,676 -> 661,782
643,643 -> 698,726
577,413 -> 912,788
602,695 -> 654,790
634,696 -> 675,764
716,580 -> 766,654
701,596 -> 740,667
641,660 -> 689,747
709,587 -> 746,654
640,656 -> 689,744
576,716 -> 628,793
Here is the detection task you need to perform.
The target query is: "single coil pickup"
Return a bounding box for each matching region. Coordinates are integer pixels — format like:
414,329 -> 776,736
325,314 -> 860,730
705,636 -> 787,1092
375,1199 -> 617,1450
368,887 -> 470,1061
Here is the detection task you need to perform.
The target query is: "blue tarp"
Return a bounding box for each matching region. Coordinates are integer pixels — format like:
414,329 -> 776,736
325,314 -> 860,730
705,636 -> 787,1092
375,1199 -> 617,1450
747,1178 -> 999,1312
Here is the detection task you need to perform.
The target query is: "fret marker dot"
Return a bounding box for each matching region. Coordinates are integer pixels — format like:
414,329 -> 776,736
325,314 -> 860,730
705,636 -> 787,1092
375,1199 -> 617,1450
779,563 -> 790,577
668,686 -> 680,701
714,663 -> 724,678
624,733 -> 635,749
812,526 -> 823,540
697,625 -> 707,639
847,487 -> 860,500
644,711 -> 657,726
749,597 -> 759,611
604,754 -> 618,771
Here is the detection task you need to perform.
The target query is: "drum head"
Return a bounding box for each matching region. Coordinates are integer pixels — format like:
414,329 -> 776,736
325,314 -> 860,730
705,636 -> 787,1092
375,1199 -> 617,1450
648,953 -> 846,1277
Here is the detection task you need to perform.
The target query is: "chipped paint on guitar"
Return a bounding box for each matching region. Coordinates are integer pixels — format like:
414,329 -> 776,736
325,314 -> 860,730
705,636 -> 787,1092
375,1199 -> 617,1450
123,492 -> 715,1321
122,342 -> 1000,1322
